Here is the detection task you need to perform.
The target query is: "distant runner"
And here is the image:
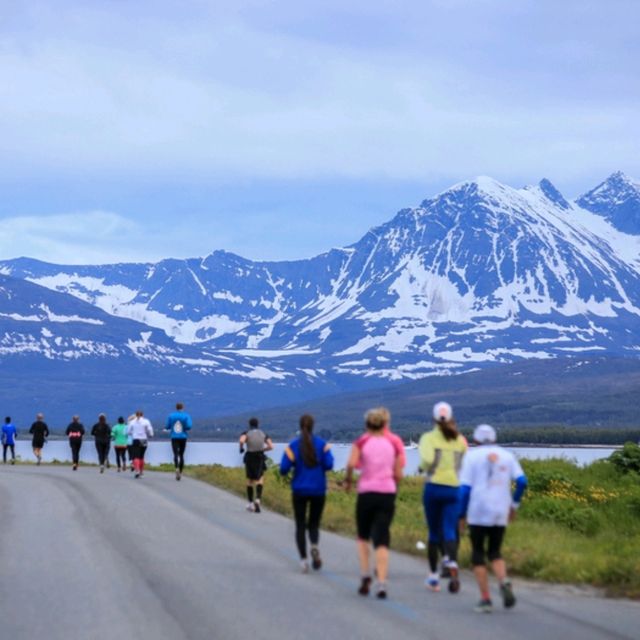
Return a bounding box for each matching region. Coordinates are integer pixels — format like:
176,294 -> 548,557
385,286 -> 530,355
128,410 -> 153,478
126,414 -> 136,471
419,402 -> 467,594
239,418 -> 273,513
111,417 -> 129,472
165,402 -> 192,481
29,413 -> 49,465
280,414 -> 334,572
66,415 -> 86,471
459,424 -> 528,613
91,414 -> 112,473
2,417 -> 17,464
345,407 -> 405,599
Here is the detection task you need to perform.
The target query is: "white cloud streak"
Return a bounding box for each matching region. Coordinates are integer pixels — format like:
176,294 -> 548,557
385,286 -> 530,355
0,1 -> 638,185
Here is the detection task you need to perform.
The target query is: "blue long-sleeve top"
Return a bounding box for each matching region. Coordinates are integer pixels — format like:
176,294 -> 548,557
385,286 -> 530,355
165,411 -> 193,439
2,423 -> 17,446
280,435 -> 334,496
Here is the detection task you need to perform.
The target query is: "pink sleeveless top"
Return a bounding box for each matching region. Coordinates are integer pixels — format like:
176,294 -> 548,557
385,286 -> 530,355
354,431 -> 406,494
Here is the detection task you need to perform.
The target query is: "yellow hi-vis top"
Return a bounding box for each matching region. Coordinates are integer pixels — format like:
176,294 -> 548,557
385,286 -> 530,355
418,428 -> 468,487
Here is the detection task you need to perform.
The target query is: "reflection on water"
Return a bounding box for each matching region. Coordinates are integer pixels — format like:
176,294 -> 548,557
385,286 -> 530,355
9,440 -> 615,472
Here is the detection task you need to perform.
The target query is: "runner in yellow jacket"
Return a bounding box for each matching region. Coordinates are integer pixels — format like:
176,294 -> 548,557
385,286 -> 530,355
419,402 -> 467,593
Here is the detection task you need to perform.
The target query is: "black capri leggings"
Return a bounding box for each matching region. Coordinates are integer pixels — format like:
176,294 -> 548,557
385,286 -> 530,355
171,439 -> 187,472
95,441 -> 110,466
292,494 -> 326,559
114,446 -> 127,468
469,525 -> 506,566
132,439 -> 148,461
356,492 -> 396,549
69,439 -> 82,465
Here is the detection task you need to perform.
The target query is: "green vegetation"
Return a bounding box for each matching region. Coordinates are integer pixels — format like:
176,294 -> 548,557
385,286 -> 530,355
186,447 -> 640,598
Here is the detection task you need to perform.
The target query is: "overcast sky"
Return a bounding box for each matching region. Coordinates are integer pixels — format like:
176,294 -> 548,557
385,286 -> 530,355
1,0 -> 638,264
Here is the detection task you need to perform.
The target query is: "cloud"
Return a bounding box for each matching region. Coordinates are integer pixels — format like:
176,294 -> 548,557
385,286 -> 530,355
0,1 -> 638,186
0,211 -> 145,264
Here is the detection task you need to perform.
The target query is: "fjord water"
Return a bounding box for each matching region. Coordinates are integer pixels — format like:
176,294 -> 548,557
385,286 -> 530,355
10,440 -> 615,470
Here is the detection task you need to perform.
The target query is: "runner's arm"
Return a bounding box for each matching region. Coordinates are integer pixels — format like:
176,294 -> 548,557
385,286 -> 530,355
264,437 -> 274,452
344,445 -> 360,491
322,443 -> 334,471
280,446 -> 294,475
418,433 -> 434,472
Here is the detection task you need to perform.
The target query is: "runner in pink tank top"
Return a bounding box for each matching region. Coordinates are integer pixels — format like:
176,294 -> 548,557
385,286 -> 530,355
345,407 -> 405,599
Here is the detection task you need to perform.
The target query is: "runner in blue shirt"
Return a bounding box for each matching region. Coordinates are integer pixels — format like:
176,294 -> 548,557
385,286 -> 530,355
280,414 -> 334,572
2,417 -> 17,465
165,402 -> 192,481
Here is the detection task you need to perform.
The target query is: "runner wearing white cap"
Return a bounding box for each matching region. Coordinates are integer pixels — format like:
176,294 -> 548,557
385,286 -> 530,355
459,424 -> 528,613
418,402 -> 468,593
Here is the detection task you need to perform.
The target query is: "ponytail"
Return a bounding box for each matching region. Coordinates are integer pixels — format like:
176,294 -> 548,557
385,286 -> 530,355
299,414 -> 317,467
437,418 -> 459,442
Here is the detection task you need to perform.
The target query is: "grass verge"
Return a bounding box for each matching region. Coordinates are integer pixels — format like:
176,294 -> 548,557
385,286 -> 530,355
185,455 -> 640,599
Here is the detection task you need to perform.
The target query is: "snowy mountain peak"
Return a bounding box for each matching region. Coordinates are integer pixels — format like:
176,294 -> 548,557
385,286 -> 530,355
2,171 -> 640,396
537,178 -> 570,210
576,172 -> 640,234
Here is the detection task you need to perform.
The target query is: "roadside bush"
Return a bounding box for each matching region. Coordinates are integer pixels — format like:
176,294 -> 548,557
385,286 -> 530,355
521,497 -> 601,536
609,442 -> 640,474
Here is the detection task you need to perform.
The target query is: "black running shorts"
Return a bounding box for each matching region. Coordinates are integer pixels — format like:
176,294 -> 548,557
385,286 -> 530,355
244,451 -> 266,480
469,525 -> 506,566
356,492 -> 396,548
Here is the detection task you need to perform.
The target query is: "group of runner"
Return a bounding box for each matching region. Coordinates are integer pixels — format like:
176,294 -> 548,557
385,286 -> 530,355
271,401 -> 528,613
5,403 -> 192,480
6,399 -> 527,613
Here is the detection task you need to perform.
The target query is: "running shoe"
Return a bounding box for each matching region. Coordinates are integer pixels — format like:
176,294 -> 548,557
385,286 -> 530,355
135,472 -> 140,479
440,562 -> 452,579
375,582 -> 387,599
310,547 -> 322,571
100,465 -> 105,474
300,560 -> 310,573
117,467 -> 121,472
358,576 -> 372,596
254,499 -> 261,513
37,456 -> 41,466
246,502 -> 255,512
425,573 -> 441,592
175,469 -> 181,481
447,563 -> 460,594
474,599 -> 493,614
72,464 -> 77,471
500,580 -> 516,608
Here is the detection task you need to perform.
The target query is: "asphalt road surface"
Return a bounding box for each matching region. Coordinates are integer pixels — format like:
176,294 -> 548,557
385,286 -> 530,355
0,465 -> 637,640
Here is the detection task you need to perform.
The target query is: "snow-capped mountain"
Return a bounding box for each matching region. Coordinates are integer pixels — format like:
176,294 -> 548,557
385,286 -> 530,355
577,171 -> 640,235
2,171 -> 640,420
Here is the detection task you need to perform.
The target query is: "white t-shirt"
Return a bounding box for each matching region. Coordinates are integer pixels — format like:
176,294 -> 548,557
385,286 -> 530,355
127,417 -> 154,441
459,445 -> 524,527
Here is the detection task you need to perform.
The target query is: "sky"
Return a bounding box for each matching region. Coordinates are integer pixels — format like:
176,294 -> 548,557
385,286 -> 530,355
0,0 -> 638,264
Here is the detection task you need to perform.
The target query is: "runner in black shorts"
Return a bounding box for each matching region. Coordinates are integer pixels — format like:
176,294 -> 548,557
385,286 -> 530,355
345,408 -> 406,599
239,418 -> 273,513
459,424 -> 528,613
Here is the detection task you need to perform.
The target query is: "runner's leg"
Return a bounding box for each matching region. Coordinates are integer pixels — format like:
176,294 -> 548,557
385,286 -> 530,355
292,494 -> 308,558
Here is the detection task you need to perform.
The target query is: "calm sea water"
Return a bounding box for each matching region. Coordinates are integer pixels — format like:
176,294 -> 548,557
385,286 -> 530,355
9,440 -> 615,471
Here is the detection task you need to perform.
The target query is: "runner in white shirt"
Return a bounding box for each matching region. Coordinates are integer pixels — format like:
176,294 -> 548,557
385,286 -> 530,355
127,410 -> 154,478
459,424 -> 528,614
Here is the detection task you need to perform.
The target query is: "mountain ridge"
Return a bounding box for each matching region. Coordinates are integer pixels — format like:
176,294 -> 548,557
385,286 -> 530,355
1,171 -> 640,420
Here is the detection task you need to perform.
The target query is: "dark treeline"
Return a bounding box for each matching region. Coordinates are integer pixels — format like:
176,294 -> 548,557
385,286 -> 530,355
195,423 -> 640,445
470,427 -> 640,446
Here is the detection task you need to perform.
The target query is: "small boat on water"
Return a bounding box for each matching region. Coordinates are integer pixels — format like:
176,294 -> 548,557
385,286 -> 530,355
404,439 -> 418,450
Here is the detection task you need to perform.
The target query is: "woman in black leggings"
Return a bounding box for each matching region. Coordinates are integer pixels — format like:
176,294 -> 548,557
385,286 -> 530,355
65,416 -> 85,470
91,414 -> 111,473
279,415 -> 334,572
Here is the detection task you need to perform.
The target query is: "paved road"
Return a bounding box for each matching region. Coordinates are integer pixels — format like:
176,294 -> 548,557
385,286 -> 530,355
0,465 -> 637,640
